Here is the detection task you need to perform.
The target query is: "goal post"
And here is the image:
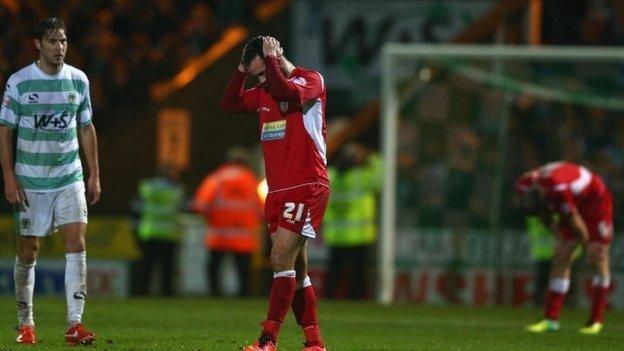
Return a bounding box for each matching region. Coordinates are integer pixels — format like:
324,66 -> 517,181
379,44 -> 624,305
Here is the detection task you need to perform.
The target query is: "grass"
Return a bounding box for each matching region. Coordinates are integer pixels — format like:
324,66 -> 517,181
0,297 -> 623,350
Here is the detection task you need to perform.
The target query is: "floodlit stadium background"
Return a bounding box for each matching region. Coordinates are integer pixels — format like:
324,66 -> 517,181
0,0 -> 623,311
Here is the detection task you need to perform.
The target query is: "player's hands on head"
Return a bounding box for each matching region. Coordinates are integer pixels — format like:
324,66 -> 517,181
87,175 -> 101,205
262,36 -> 283,58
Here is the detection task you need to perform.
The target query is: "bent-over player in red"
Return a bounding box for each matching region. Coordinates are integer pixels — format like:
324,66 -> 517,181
222,35 -> 329,351
517,162 -> 612,334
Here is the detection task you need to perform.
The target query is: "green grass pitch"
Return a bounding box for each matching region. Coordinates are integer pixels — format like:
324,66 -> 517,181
1,297 -> 623,350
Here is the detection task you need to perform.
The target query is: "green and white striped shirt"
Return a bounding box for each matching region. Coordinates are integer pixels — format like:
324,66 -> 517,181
0,62 -> 92,191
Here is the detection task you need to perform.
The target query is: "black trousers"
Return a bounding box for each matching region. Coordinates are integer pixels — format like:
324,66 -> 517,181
533,259 -> 552,306
207,250 -> 251,297
137,239 -> 177,296
325,245 -> 371,299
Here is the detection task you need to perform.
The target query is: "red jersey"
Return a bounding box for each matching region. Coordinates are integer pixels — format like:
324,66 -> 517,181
222,58 -> 329,192
516,162 -> 613,243
516,162 -> 609,216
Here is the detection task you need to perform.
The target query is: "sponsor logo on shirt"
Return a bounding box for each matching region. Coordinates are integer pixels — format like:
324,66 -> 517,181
28,93 -> 39,103
34,110 -> 71,130
261,119 -> 286,141
260,106 -> 270,112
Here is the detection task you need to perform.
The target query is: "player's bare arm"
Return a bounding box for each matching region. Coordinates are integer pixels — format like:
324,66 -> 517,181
567,209 -> 590,245
79,123 -> 101,204
0,125 -> 26,205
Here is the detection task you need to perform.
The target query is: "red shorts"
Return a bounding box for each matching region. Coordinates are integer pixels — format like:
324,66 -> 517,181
559,192 -> 613,244
265,183 -> 330,238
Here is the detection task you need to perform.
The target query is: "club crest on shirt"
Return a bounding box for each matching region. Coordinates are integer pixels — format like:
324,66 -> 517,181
68,92 -> 77,104
279,101 -> 289,113
292,77 -> 307,86
20,218 -> 31,230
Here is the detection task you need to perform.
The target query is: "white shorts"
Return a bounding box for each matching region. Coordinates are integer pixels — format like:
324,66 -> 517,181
15,183 -> 88,236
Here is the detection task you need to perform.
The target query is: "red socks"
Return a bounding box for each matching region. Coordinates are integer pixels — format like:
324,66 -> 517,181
590,286 -> 608,323
261,272 -> 324,348
544,290 -> 565,320
292,278 -> 323,347
262,271 -> 296,343
543,276 -> 610,324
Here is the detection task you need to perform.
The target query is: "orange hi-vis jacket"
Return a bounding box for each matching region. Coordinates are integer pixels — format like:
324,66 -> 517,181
192,163 -> 263,253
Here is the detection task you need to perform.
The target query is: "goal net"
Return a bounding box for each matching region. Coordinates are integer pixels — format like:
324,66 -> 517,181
379,44 -> 624,305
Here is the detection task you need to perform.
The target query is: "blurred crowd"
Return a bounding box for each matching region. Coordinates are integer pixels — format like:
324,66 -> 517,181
0,0 -> 259,131
543,0 -> 624,46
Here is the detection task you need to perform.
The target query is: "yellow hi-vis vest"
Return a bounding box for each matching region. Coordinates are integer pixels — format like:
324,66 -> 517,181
324,154 -> 381,247
138,178 -> 184,241
526,216 -> 554,261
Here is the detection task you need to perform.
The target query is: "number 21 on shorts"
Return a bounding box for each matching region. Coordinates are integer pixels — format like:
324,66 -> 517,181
283,202 -> 305,222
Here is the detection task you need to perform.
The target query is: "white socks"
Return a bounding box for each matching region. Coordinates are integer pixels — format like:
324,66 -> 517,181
14,258 -> 35,327
592,275 -> 611,288
549,278 -> 570,294
274,270 -> 296,278
65,251 -> 87,326
15,252 -> 88,326
297,276 -> 312,289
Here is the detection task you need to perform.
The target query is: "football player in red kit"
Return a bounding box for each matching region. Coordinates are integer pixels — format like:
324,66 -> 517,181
222,36 -> 328,351
517,162 -> 612,334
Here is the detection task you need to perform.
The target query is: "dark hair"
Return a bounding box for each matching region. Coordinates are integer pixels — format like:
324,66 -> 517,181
242,36 -> 263,66
33,17 -> 67,40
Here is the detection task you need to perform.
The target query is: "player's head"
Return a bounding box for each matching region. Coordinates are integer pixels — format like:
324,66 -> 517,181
519,184 -> 550,218
516,170 -> 548,215
33,17 -> 67,68
242,36 -> 265,76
